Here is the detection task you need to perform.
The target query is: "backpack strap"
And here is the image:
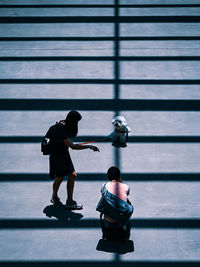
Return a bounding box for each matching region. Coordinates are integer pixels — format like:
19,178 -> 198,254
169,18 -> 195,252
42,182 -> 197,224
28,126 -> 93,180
44,121 -> 59,138
101,183 -> 107,194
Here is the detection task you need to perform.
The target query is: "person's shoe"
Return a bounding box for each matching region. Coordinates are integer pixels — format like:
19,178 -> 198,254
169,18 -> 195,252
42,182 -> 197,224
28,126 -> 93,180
50,196 -> 63,206
65,200 -> 83,210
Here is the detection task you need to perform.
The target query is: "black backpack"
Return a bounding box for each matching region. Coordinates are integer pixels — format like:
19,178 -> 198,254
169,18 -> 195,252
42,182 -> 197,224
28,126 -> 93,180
41,122 -> 59,155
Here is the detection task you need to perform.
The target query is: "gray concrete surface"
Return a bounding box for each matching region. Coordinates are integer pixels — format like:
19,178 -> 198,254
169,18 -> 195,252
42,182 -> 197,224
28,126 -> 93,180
122,111 -> 200,136
0,111 -> 114,136
1,143 -> 200,173
0,143 -> 114,173
121,0 -> 200,4
121,61 -> 200,79
1,181 -> 200,219
0,8 -> 114,17
1,111 -> 200,136
0,0 -> 114,4
0,84 -> 114,99
1,7 -> 200,17
0,24 -> 114,37
120,85 -> 200,99
0,41 -> 114,57
0,0 -> 200,264
121,41 -> 200,56
0,61 -> 113,79
120,8 -> 200,16
0,181 -> 200,261
121,23 -> 200,37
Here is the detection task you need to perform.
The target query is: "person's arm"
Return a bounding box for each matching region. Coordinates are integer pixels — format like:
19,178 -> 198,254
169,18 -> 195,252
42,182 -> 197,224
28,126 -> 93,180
64,138 -> 99,152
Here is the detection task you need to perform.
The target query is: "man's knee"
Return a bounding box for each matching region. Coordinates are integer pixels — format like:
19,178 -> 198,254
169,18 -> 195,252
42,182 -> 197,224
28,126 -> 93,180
69,171 -> 77,180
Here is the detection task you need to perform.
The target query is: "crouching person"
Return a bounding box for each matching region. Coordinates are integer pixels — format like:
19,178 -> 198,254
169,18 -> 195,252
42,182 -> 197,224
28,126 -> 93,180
96,166 -> 134,241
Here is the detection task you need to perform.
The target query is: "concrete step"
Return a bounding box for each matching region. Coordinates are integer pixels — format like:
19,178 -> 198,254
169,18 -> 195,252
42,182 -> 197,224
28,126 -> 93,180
0,181 -> 200,219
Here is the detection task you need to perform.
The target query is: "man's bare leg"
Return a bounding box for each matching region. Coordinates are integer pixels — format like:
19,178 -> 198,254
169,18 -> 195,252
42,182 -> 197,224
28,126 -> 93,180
66,172 -> 83,209
67,171 -> 77,201
51,176 -> 64,205
53,176 -> 63,198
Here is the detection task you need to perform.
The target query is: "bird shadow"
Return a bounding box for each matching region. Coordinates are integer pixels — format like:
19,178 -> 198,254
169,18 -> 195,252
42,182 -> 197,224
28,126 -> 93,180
43,204 -> 84,222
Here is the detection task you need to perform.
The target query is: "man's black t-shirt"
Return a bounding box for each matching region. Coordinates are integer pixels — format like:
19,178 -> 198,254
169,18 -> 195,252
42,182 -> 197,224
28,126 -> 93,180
50,122 -> 71,155
49,122 -> 75,178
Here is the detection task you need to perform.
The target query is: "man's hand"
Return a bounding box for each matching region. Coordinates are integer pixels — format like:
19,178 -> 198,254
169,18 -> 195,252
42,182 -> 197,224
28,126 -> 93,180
90,145 -> 100,152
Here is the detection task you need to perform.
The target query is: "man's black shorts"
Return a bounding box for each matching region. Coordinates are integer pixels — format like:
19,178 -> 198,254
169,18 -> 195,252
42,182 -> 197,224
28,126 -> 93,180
49,151 -> 75,179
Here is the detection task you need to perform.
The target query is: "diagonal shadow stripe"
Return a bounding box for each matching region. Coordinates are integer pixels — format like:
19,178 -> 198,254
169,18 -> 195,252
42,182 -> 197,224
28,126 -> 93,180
0,79 -> 200,84
0,78 -> 114,84
120,79 -> 200,85
1,136 -> 200,143
0,16 -> 200,23
0,56 -> 200,61
1,4 -> 200,8
0,218 -> 199,229
0,99 -> 199,111
0,261 -> 199,267
1,36 -> 200,41
0,173 -> 200,182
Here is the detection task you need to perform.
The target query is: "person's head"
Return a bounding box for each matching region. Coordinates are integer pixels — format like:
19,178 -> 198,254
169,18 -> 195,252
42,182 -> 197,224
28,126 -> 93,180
107,166 -> 121,181
65,110 -> 82,137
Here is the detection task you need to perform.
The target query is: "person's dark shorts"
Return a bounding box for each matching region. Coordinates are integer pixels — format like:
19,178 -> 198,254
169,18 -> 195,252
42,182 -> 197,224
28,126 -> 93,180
49,152 -> 75,179
101,219 -> 131,241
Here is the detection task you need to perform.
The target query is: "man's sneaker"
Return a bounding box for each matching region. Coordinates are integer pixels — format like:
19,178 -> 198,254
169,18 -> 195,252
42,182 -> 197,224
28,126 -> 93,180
65,200 -> 83,210
50,196 -> 63,206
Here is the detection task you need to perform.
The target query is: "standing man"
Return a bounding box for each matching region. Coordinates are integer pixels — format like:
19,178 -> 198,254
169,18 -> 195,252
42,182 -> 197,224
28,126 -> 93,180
49,110 -> 99,209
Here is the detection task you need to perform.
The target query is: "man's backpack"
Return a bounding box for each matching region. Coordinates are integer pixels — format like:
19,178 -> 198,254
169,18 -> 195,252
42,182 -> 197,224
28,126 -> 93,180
96,184 -> 134,226
41,122 -> 59,155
